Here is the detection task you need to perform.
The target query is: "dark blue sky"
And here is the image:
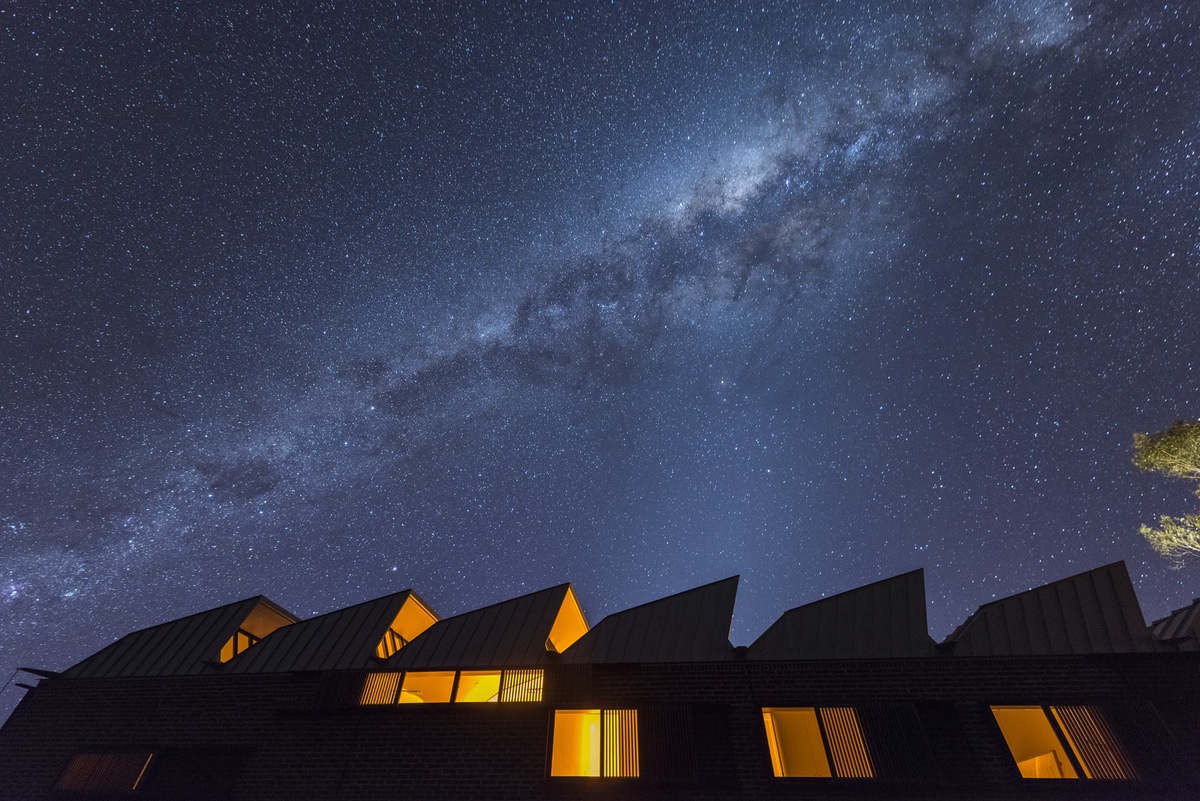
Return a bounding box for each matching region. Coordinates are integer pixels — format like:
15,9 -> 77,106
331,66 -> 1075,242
2,1 -> 1198,719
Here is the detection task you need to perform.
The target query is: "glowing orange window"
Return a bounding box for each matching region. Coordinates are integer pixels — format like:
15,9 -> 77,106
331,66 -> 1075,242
991,705 -> 1136,780
762,707 -> 873,778
550,709 -> 639,777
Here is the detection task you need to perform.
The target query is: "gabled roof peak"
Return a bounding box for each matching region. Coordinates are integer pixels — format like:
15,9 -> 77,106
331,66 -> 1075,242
561,576 -> 739,664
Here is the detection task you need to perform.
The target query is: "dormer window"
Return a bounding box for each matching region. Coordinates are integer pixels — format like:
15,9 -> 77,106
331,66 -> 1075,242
218,629 -> 260,662
374,595 -> 438,659
546,586 -> 588,653
217,599 -> 294,663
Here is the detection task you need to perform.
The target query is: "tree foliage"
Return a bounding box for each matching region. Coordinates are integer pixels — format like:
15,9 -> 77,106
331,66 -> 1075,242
1134,420 -> 1200,563
1133,421 -> 1200,493
1141,514 -> 1200,564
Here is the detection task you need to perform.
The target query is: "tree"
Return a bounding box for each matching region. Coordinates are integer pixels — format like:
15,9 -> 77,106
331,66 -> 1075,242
1133,421 -> 1200,492
1140,515 -> 1200,562
1133,420 -> 1200,563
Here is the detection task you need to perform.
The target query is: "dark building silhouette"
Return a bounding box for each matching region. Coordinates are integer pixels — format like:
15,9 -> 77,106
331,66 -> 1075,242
2,561 -> 1199,799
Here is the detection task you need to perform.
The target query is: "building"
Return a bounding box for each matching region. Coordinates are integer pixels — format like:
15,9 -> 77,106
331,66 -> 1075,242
1,561 -> 1198,799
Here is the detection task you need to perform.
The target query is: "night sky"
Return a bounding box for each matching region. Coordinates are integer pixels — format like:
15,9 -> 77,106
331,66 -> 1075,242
3,1 -> 1199,718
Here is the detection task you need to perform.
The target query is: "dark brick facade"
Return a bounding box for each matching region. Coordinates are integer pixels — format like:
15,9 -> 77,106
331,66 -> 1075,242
2,653 -> 1197,800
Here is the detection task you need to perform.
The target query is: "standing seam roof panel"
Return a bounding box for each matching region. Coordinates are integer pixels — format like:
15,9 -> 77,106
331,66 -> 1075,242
224,591 -> 420,674
64,597 -> 288,678
391,585 -> 572,670
561,577 -> 737,664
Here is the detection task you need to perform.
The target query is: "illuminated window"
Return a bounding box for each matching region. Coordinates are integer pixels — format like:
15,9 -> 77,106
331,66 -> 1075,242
991,706 -> 1136,780
218,599 -> 295,663
374,595 -> 438,659
762,708 -> 874,778
400,670 -> 455,703
359,668 -> 544,705
55,752 -> 154,795
218,628 -> 260,663
456,671 -> 502,702
546,586 -> 589,653
551,709 -> 639,777
375,628 -> 407,660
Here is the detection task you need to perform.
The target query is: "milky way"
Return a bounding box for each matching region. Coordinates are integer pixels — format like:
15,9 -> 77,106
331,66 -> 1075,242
3,1 -> 1198,719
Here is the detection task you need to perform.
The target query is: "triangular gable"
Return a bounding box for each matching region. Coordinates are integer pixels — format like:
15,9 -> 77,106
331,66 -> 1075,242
64,596 -> 297,678
225,590 -> 436,673
943,561 -> 1154,656
391,584 -> 586,670
561,576 -> 738,664
748,570 -> 933,660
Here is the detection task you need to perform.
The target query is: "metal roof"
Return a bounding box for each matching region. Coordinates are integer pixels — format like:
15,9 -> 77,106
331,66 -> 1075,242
943,561 -> 1154,656
1149,598 -> 1200,648
63,596 -> 297,678
390,583 -> 579,669
561,576 -> 738,664
225,590 -> 434,673
747,569 -> 934,660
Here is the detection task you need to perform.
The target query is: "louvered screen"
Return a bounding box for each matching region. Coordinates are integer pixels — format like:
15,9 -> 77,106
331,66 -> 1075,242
639,705 -> 697,781
693,703 -> 737,785
359,671 -> 401,705
55,752 -> 154,793
820,707 -> 874,778
603,709 -> 639,777
500,668 -> 544,702
857,703 -> 935,782
316,671 -> 371,708
1051,706 -> 1138,780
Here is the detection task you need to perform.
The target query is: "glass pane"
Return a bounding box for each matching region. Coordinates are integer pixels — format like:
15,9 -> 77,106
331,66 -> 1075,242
551,710 -> 602,776
374,596 -> 438,659
546,586 -> 589,653
455,671 -> 501,703
990,706 -> 1078,779
762,708 -> 831,778
399,671 -> 455,704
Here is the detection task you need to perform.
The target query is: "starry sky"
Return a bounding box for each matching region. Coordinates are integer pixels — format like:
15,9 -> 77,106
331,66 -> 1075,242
2,1 -> 1198,718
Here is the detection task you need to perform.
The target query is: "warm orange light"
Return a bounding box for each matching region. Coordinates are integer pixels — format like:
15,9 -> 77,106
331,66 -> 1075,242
604,709 -> 639,777
456,671 -> 501,702
992,705 -> 1136,780
499,669 -> 544,702
1049,706 -> 1137,780
991,706 -> 1078,779
762,708 -> 831,778
218,600 -> 294,662
375,595 -> 438,659
546,586 -> 589,653
399,671 -> 455,703
551,710 -> 602,776
359,672 -> 401,705
551,709 -> 638,777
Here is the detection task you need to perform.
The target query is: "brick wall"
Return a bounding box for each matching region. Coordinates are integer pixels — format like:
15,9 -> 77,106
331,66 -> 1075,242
0,654 -> 1196,800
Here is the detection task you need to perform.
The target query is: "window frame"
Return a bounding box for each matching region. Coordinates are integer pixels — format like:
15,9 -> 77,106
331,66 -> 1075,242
549,708 -> 640,778
761,706 -> 874,779
357,668 -> 544,705
989,704 -> 1137,781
